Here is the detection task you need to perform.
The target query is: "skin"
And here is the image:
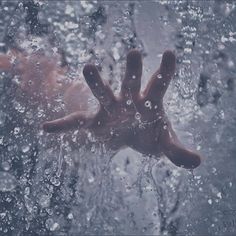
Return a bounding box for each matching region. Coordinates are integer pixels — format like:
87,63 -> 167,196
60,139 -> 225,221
0,49 -> 91,114
42,49 -> 202,169
0,49 -> 68,100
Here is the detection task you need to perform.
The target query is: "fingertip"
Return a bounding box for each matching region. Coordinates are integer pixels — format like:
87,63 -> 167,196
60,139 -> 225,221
163,50 -> 176,59
127,49 -> 142,68
43,122 -> 54,133
161,50 -> 176,75
190,153 -> 202,169
42,122 -> 50,132
83,64 -> 98,78
179,151 -> 202,169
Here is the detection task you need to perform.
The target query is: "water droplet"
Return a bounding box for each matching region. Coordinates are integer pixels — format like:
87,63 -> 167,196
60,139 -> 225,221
50,177 -> 60,186
18,2 -> 23,8
217,192 -> 222,199
208,199 -> 212,205
25,187 -> 30,195
0,172 -> 17,192
14,101 -> 25,113
68,213 -> 74,219
46,208 -> 53,216
65,5 -> 74,15
26,111 -> 33,119
91,145 -> 96,153
132,75 -> 136,79
219,110 -> 224,119
88,176 -> 94,184
86,209 -> 94,222
1,161 -> 10,171
157,74 -> 162,79
184,48 -> 192,53
135,112 -> 141,120
45,218 -> 59,231
212,167 -> 217,174
24,195 -> 34,213
144,100 -> 152,108
14,127 -> 20,135
65,21 -> 78,29
22,145 -> 30,153
126,100 -> 132,105
37,108 -> 44,118
0,212 -> 6,219
39,194 -> 51,208
228,60 -> 234,68
7,145 -> 14,152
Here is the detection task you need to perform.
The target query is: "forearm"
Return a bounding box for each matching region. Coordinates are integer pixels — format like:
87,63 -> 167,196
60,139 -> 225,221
0,54 -> 12,71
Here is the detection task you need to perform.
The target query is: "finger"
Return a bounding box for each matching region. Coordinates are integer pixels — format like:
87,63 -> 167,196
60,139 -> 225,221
43,112 -> 94,133
164,142 -> 202,169
144,50 -> 176,103
121,49 -> 142,99
160,120 -> 201,169
83,64 -> 115,109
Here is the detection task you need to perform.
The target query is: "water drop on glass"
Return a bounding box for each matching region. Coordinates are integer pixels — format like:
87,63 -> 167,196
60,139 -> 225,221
22,145 -> 30,153
208,199 -> 212,205
135,112 -> 141,120
126,100 -> 132,105
14,127 -> 20,135
1,161 -> 10,171
217,192 -> 222,199
39,194 -> 51,208
45,218 -> 59,231
144,100 -> 152,108
50,177 -> 61,186
68,213 -> 74,219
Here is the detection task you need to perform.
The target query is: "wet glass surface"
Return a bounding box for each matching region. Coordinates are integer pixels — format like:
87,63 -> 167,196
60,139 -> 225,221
0,1 -> 236,235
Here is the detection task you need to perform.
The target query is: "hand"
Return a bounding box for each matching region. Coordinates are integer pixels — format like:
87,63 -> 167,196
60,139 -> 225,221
43,49 -> 202,169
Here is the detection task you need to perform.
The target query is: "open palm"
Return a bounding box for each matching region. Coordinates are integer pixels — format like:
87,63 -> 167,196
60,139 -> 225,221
43,50 -> 202,169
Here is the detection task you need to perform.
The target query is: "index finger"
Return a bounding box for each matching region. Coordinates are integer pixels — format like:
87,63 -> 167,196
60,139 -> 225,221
83,64 -> 116,110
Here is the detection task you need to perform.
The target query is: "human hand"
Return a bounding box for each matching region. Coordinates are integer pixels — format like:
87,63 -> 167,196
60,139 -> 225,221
43,50 -> 202,169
